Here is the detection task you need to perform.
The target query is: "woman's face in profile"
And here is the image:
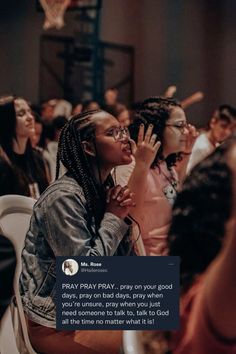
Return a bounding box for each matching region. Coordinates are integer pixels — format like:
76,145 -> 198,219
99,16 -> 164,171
14,98 -> 35,139
162,106 -> 189,156
85,112 -> 132,168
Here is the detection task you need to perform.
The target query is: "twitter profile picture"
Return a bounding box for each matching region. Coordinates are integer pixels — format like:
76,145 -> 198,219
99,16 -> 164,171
62,259 -> 79,276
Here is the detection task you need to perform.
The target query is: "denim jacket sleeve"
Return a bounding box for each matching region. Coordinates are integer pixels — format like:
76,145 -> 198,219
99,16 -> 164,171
41,186 -> 129,256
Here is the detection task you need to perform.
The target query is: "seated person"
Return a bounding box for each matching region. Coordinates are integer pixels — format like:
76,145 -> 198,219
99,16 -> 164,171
187,104 -> 236,173
114,97 -> 197,255
0,96 -> 49,198
20,110 -> 136,354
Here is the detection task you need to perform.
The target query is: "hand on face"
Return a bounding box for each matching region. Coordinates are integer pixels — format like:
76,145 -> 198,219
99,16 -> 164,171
105,185 -> 135,220
130,124 -> 161,169
182,124 -> 199,154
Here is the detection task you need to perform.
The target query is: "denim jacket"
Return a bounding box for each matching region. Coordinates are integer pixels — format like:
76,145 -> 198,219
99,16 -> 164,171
20,174 -> 132,328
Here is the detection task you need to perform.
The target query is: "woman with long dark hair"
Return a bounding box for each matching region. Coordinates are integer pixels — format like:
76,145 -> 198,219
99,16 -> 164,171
20,110 -> 136,354
0,96 -> 49,198
115,96 -> 197,255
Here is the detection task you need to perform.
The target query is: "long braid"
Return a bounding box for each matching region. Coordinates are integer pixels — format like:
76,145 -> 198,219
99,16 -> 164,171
55,145 -> 61,180
56,111 -> 105,232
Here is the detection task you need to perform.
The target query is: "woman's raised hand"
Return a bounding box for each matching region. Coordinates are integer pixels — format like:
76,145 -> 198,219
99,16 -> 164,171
163,85 -> 177,98
181,91 -> 204,109
105,185 -> 135,220
130,124 -> 161,169
183,124 -> 199,154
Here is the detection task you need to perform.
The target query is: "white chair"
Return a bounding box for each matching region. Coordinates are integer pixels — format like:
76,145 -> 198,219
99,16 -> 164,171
122,330 -> 145,354
0,195 -> 37,354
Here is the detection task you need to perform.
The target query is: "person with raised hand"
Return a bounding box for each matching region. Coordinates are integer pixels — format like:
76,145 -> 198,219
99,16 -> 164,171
114,97 -> 198,256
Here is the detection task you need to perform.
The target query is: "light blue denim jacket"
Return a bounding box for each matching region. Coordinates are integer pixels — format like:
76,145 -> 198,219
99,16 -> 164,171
20,174 -> 131,328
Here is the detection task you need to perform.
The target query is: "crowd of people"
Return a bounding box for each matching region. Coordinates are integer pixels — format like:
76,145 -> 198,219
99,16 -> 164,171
0,87 -> 236,354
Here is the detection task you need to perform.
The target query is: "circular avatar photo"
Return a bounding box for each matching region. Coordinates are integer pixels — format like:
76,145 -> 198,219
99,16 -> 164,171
62,259 -> 79,276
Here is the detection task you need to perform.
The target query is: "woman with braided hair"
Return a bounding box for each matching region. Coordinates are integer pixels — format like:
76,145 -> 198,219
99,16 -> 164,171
115,96 -> 198,255
20,110 -> 136,354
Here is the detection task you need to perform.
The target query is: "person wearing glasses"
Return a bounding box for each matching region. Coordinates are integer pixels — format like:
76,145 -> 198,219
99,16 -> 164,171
20,110 -> 136,354
114,97 -> 197,256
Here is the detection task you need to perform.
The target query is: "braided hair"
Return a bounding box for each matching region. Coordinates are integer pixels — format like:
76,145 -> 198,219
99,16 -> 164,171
56,110 -> 113,233
129,96 -> 182,168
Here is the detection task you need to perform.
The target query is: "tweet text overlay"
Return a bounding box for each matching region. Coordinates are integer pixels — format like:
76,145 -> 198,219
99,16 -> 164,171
56,256 -> 179,330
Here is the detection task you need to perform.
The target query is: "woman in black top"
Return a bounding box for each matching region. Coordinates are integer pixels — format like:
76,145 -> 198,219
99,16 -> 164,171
0,96 -> 49,198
